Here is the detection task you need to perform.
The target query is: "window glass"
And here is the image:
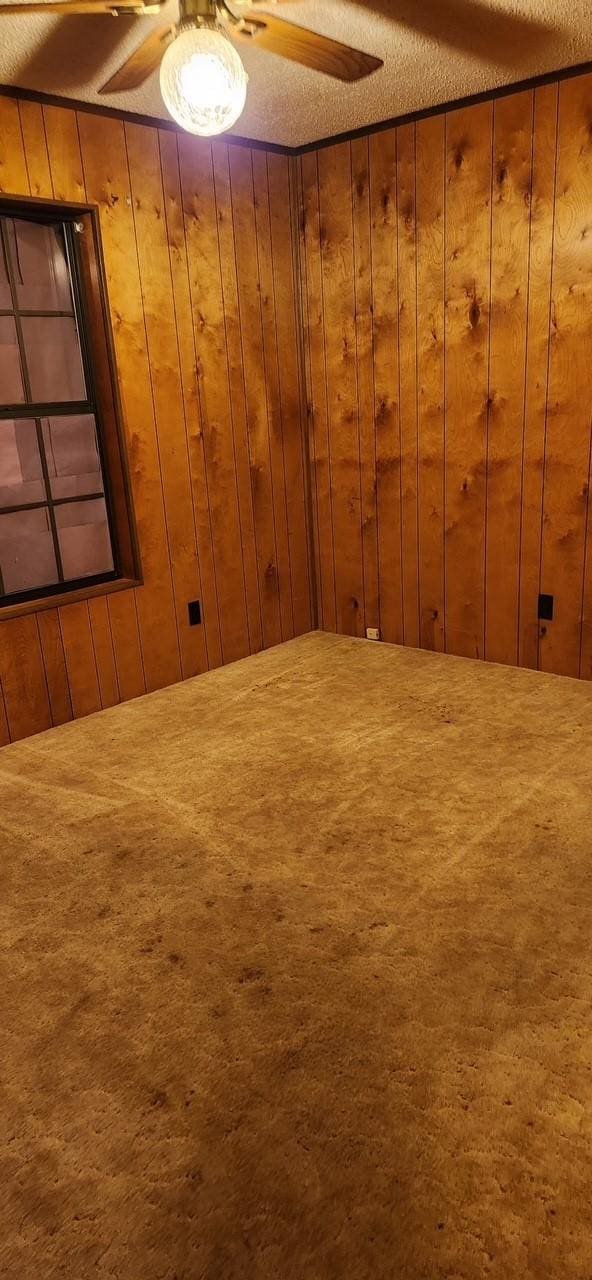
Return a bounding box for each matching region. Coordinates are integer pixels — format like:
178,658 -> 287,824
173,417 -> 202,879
21,315 -> 86,403
0,507 -> 57,594
43,414 -> 103,499
0,210 -> 120,605
0,419 -> 45,507
9,219 -> 73,313
0,316 -> 25,404
0,239 -> 11,309
55,497 -> 113,581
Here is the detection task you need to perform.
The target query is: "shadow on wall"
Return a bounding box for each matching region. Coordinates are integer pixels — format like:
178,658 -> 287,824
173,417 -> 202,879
347,0 -> 557,69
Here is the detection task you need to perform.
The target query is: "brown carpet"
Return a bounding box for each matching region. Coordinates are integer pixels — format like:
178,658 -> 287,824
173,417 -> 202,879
1,631 -> 592,1280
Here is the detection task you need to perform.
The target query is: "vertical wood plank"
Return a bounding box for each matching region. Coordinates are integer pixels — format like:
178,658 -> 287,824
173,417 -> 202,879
210,144 -> 263,656
17,100 -> 51,196
252,150 -> 294,642
106,594 -> 145,703
518,84 -> 558,671
88,596 -> 120,708
0,97 -> 28,193
351,135 -> 379,634
582,463 -> 592,678
370,129 -> 403,645
396,122 -> 420,648
126,121 -> 207,681
178,135 -> 251,664
485,92 -> 534,666
228,146 -> 282,649
158,128 -> 223,671
318,141 -> 364,637
37,609 -> 73,727
0,619 -> 51,742
269,153 -> 313,636
539,74 -> 592,677
416,114 -> 446,652
43,105 -> 86,201
299,151 -> 336,632
78,111 -> 180,693
0,684 -> 9,748
59,603 -> 102,718
445,102 -> 493,660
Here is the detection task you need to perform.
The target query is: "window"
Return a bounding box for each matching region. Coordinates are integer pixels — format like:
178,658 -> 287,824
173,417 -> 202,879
0,201 -> 139,614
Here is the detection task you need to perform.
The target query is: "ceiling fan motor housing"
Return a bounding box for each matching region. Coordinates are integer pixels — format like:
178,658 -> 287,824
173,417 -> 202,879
180,0 -> 220,23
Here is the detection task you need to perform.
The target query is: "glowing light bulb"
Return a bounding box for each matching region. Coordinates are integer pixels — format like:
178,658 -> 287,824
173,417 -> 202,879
160,26 -> 248,137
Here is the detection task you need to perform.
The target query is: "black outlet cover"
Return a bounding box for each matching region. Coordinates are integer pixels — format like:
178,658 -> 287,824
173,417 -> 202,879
188,600 -> 201,626
538,593 -> 554,622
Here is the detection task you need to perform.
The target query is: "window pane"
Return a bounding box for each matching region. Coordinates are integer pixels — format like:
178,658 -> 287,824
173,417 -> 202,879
21,315 -> 86,403
42,414 -> 102,499
0,506 -> 57,594
55,498 -> 113,581
0,315 -> 25,405
0,236 -> 11,309
0,419 -> 45,507
10,219 -> 73,312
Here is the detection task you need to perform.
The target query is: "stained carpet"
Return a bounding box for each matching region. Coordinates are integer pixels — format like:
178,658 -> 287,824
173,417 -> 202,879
1,631 -> 592,1279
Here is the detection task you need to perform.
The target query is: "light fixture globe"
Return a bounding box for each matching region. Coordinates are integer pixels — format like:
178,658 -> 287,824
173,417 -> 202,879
160,25 -> 248,137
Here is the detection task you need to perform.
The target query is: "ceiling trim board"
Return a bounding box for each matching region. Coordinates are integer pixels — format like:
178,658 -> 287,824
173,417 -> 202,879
0,82 -> 293,153
298,57 -> 592,152
2,57 -> 592,155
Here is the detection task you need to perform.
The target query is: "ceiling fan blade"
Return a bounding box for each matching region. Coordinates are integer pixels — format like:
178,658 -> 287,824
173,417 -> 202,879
99,23 -> 176,92
0,0 -> 165,12
231,14 -> 382,81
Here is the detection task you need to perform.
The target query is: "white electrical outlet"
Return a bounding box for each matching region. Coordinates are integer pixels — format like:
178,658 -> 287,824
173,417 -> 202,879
366,627 -> 380,641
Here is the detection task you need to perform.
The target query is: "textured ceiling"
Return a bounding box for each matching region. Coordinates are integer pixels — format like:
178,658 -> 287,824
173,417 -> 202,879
0,0 -> 591,147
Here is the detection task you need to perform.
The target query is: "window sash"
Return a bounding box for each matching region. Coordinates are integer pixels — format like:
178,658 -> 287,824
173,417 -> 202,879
0,214 -> 120,604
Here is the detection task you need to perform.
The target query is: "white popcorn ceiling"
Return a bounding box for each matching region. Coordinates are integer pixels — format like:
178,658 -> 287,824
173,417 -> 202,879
0,0 -> 591,148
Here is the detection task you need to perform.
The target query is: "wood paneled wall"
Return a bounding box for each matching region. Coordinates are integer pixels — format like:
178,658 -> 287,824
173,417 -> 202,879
0,95 -> 312,743
3,67 -> 592,745
298,72 -> 592,680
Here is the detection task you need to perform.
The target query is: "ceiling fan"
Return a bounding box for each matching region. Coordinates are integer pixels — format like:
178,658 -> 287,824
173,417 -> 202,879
0,0 -> 383,136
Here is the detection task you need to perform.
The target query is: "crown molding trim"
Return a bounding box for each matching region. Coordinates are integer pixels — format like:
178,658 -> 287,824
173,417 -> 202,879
298,57 -> 592,154
3,57 -> 592,157
0,82 -> 291,153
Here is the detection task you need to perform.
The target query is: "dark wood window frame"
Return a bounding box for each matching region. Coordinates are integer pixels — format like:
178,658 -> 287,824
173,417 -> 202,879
0,194 -> 141,621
